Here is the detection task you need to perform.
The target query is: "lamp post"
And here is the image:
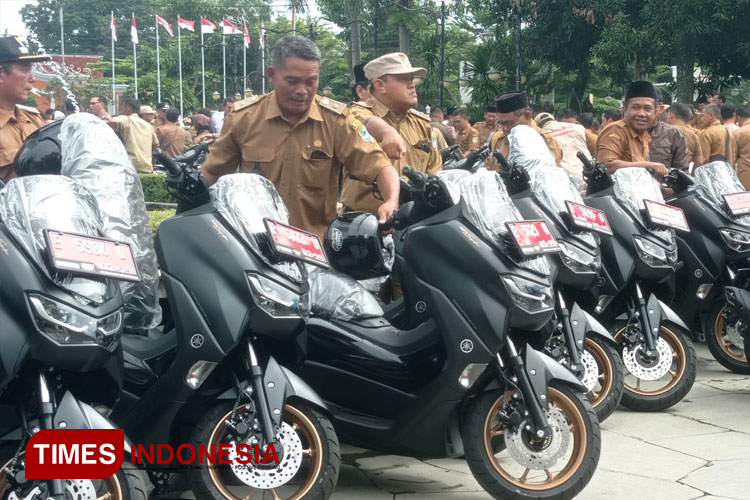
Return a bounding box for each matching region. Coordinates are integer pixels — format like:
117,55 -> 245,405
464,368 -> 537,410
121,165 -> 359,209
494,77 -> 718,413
439,0 -> 446,108
442,78 -> 454,89
212,91 -> 221,110
322,85 -> 333,97
234,92 -> 242,101
244,88 -> 254,99
414,75 -> 424,86
487,68 -> 501,81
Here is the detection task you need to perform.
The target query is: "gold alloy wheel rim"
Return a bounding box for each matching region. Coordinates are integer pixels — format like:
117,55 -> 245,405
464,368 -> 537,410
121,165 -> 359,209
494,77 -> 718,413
207,404 -> 323,500
714,306 -> 747,362
0,454 -> 123,500
583,338 -> 614,409
615,326 -> 687,396
482,387 -> 588,491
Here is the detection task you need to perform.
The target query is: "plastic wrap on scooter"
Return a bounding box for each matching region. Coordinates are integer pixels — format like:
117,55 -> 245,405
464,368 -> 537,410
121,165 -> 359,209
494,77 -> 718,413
612,168 -> 674,243
308,266 -> 384,320
435,169 -> 470,205
694,161 -> 750,226
513,127 -> 596,247
0,176 -> 118,303
60,113 -> 161,331
211,173 -> 304,282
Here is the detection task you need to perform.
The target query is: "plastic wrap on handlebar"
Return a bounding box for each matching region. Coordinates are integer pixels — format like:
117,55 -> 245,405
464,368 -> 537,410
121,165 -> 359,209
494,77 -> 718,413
576,151 -> 594,170
153,148 -> 182,177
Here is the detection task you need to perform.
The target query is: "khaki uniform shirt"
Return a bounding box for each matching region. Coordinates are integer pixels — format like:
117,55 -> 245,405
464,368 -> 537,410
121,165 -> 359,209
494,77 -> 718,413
456,126 -> 480,153
731,123 -> 750,189
156,123 -> 193,158
596,120 -> 650,165
431,125 -> 448,151
0,105 -> 44,183
674,123 -> 705,169
202,92 -> 391,240
488,122 -> 563,169
648,121 -> 689,171
110,113 -> 159,173
341,97 -> 442,214
430,120 -> 455,146
585,128 -> 598,157
542,121 -> 590,179
700,122 -> 734,163
473,120 -> 499,145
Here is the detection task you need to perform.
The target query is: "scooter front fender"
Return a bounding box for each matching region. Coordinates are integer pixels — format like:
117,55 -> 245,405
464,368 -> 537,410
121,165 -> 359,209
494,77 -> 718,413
524,346 -> 587,409
653,296 -> 689,331
570,303 -> 618,349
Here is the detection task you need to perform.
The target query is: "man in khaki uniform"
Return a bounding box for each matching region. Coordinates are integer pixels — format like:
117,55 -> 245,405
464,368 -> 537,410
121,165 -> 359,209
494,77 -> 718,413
202,36 -> 399,240
700,104 -> 734,163
596,81 -> 667,176
340,52 -> 441,214
154,102 -> 169,128
488,91 -> 562,169
472,104 -> 499,145
666,102 -> 705,169
0,36 -> 50,183
731,105 -> 750,188
535,112 -> 589,179
88,95 -> 111,121
452,107 -> 480,156
108,97 -> 160,173
577,113 -> 599,157
156,108 -> 192,158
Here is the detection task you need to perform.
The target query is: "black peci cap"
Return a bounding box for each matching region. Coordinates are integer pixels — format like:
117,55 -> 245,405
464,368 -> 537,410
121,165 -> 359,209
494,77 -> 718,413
0,36 -> 51,64
626,81 -> 658,101
353,61 -> 368,85
485,104 -> 498,113
495,91 -> 528,113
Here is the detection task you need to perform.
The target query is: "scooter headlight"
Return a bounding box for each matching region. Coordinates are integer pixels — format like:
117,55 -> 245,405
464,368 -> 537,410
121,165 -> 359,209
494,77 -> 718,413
720,228 -> 750,252
27,294 -> 121,350
502,275 -> 554,312
634,236 -> 670,266
558,241 -> 600,273
247,273 -> 310,318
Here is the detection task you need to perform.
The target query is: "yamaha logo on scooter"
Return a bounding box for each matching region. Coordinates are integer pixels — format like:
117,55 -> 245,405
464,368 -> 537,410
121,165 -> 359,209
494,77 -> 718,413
190,334 -> 205,349
460,339 -> 474,353
330,228 -> 343,252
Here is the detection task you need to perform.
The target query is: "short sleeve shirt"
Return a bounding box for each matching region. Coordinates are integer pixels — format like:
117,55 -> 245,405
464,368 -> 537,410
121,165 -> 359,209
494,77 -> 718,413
0,105 -> 44,182
596,120 -> 651,165
110,114 -> 159,173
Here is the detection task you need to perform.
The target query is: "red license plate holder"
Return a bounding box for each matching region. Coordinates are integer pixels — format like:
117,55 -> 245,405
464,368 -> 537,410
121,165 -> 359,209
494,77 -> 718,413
506,220 -> 560,256
723,192 -> 750,216
565,200 -> 612,235
264,219 -> 329,268
644,199 -> 689,232
45,230 -> 140,282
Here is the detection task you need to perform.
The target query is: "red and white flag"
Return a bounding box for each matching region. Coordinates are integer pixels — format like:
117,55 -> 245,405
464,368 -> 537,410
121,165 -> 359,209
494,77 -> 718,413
111,13 -> 117,42
130,14 -> 138,44
259,22 -> 266,48
222,19 -> 239,35
242,21 -> 251,48
178,17 -> 195,32
201,17 -> 216,34
156,15 -> 174,36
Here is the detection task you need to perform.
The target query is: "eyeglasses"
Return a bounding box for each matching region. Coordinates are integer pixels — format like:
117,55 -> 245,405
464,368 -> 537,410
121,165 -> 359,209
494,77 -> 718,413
89,101 -> 101,105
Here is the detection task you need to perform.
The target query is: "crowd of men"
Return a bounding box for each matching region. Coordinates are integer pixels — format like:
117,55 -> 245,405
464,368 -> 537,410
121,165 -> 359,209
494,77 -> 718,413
2,33 -> 750,245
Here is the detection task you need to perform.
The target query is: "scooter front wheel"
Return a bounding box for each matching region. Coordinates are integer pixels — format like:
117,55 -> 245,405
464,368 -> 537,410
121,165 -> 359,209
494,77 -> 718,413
187,401 -> 340,500
705,302 -> 750,374
462,383 -> 600,500
615,324 -> 697,411
583,337 -> 625,422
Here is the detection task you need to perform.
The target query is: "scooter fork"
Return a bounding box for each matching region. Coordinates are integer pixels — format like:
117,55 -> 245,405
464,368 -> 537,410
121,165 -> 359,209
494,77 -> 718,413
499,339 -> 550,439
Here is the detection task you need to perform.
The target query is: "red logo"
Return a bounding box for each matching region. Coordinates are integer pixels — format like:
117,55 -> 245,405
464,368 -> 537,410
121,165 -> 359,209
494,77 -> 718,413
25,429 -> 124,479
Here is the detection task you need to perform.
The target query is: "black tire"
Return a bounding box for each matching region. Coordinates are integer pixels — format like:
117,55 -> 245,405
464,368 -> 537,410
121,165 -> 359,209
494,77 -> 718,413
584,337 -> 625,423
187,401 -> 339,500
704,301 -> 750,374
0,445 -> 147,500
462,382 -> 601,500
617,324 -> 697,412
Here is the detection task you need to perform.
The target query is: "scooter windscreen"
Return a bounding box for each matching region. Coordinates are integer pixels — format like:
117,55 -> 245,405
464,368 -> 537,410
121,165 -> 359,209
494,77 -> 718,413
437,167 -> 552,276
613,168 -> 675,244
0,176 -> 117,303
694,161 -> 750,226
211,173 -> 305,282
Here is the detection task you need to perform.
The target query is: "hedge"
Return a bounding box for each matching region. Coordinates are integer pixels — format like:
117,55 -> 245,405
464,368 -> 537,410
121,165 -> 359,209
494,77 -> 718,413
147,209 -> 176,236
139,173 -> 177,204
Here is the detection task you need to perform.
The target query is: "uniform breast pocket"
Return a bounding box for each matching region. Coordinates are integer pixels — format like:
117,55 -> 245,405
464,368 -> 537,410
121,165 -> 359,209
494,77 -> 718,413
301,148 -> 333,191
241,147 -> 275,176
409,139 -> 432,171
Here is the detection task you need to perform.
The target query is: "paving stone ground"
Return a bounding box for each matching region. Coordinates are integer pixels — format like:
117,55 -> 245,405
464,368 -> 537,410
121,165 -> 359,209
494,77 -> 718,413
331,344 -> 750,500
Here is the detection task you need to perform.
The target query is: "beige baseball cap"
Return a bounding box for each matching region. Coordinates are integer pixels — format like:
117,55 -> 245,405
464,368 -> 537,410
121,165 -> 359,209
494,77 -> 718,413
364,52 -> 427,80
534,112 -> 554,128
139,105 -> 156,115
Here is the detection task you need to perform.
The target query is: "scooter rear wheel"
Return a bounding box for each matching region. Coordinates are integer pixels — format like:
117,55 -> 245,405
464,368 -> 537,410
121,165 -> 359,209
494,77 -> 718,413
705,302 -> 750,374
187,401 -> 339,500
462,383 -> 600,500
584,337 -> 625,422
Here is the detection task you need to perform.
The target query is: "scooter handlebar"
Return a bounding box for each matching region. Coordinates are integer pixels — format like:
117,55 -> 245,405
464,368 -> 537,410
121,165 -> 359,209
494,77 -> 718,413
153,148 -> 182,178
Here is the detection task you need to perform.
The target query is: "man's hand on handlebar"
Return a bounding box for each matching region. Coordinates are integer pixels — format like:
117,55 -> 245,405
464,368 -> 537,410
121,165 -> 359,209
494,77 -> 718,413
645,162 -> 668,178
377,199 -> 398,234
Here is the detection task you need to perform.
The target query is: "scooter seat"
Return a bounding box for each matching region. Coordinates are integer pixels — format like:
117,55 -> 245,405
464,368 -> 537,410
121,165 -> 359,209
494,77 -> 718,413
121,328 -> 178,361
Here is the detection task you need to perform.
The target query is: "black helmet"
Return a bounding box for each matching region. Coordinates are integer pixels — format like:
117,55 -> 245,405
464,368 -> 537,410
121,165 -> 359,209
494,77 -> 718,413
325,212 -> 394,280
14,119 -> 63,177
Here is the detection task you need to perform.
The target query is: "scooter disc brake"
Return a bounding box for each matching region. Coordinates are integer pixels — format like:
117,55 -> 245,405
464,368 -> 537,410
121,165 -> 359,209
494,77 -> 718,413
724,321 -> 745,350
579,349 -> 599,392
8,479 -> 96,500
622,337 -> 672,381
504,407 -> 570,470
228,421 -> 303,489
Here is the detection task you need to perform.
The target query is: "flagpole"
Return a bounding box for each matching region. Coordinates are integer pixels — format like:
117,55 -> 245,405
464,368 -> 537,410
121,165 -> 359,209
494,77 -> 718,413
111,11 -> 116,114
178,19 -> 183,118
156,16 -> 161,103
261,28 -> 266,94
222,34 -> 226,100
243,30 -> 246,93
60,7 -> 65,68
201,26 -> 206,107
133,14 -> 138,98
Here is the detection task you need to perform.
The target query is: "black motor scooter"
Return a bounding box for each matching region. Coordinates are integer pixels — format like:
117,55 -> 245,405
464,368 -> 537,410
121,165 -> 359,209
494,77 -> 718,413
580,154 -> 697,411
665,162 -> 750,373
0,176 -> 146,500
301,167 -> 601,500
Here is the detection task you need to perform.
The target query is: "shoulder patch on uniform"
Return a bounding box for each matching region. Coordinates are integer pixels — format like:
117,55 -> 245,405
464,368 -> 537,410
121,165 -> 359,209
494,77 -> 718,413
318,97 -> 346,115
232,94 -> 262,111
17,104 -> 40,114
408,109 -> 430,121
351,118 -> 374,143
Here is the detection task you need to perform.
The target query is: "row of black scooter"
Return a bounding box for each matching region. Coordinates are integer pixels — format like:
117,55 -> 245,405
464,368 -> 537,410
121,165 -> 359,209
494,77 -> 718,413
1,116 -> 748,500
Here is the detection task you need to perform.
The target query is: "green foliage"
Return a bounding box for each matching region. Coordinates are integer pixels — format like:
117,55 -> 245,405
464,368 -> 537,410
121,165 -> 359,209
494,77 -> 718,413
139,173 -> 176,203
147,208 -> 176,236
